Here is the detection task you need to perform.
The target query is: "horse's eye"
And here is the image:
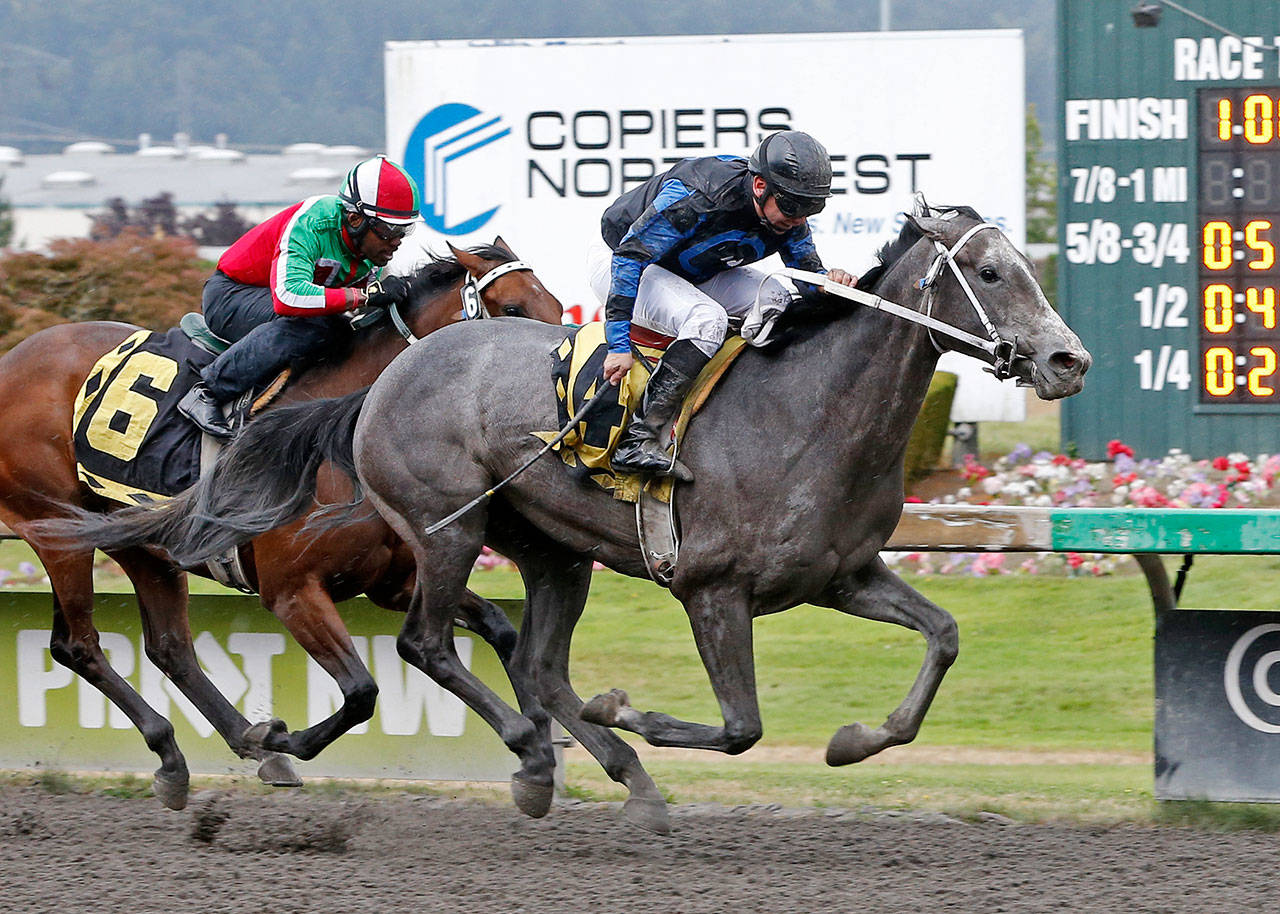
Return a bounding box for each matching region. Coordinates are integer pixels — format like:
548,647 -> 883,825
979,268 -> 1000,283
502,306 -> 524,317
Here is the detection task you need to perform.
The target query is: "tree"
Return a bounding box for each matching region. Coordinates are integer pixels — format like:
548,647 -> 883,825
1025,103 -> 1056,245
0,233 -> 205,352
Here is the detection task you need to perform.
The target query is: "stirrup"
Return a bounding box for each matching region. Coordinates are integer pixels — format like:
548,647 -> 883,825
612,441 -> 693,482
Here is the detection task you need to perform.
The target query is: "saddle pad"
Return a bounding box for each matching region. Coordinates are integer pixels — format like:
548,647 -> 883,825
534,322 -> 746,502
73,327 -> 214,505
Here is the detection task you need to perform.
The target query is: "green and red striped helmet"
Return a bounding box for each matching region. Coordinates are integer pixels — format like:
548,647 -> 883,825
339,155 -> 421,225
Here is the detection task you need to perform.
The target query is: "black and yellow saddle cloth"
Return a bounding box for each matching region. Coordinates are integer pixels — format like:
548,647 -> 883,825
72,327 -> 225,505
535,322 -> 746,503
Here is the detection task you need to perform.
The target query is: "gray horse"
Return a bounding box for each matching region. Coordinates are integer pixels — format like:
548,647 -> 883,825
42,206 -> 1089,835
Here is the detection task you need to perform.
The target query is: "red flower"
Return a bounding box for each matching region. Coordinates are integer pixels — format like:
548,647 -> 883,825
961,454 -> 991,483
1106,439 -> 1134,459
1052,454 -> 1072,466
1212,456 -> 1231,471
1067,552 -> 1084,568
904,496 -> 923,503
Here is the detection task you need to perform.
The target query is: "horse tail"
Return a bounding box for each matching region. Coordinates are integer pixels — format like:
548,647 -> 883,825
32,388 -> 369,566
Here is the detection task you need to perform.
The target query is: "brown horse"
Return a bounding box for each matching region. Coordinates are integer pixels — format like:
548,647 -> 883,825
1,240 -> 562,809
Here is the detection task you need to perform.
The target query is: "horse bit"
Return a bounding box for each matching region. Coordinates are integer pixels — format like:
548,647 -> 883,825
386,259 -> 535,344
779,220 -> 1025,383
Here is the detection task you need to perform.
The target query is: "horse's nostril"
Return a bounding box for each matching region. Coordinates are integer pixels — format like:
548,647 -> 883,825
1050,351 -> 1085,373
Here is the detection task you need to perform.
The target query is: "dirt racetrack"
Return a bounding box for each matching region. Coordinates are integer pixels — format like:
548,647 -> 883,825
0,783 -> 1276,913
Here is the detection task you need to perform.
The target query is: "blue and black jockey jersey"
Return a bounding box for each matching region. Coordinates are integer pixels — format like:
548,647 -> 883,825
600,155 -> 827,353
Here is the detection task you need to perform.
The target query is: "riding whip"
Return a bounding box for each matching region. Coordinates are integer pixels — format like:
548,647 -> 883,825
424,381 -> 615,535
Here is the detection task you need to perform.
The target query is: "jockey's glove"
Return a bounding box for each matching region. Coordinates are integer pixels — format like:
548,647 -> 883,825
365,275 -> 412,310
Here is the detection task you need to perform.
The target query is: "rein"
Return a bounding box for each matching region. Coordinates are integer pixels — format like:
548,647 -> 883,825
778,221 -> 1022,382
387,259 -> 535,344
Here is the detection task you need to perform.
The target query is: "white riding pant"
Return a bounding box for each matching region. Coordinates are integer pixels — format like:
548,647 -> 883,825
586,242 -> 791,357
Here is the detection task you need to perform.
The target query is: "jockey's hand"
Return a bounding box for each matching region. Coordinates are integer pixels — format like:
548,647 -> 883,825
365,275 -> 412,310
826,269 -> 858,287
602,351 -> 634,386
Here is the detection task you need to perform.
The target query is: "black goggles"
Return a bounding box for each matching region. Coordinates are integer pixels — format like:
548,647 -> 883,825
367,218 -> 416,241
772,190 -> 826,219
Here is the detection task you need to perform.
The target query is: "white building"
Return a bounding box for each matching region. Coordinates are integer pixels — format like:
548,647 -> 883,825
0,136 -> 371,252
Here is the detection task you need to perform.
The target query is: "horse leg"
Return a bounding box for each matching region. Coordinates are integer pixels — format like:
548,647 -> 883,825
580,584 -> 764,755
243,577 -> 379,762
393,524 -> 556,818
454,589 -> 518,666
512,546 -> 671,835
35,545 -> 192,809
110,546 -> 301,787
819,557 -> 959,765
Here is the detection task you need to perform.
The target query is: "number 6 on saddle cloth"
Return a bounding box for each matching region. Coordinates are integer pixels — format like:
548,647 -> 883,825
72,321 -> 270,507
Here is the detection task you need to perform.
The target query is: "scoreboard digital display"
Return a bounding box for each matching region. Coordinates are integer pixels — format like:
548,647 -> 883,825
1059,1 -> 1280,459
1198,88 -> 1280,403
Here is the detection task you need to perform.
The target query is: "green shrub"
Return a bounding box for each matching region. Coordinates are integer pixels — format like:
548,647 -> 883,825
0,231 -> 205,352
904,370 -> 957,489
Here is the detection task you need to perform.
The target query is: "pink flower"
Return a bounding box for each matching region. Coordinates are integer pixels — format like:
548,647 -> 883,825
1130,486 -> 1170,507
1067,552 -> 1084,569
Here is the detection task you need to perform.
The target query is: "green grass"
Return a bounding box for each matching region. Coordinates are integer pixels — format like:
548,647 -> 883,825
481,564 -> 1161,754
11,538 -> 1280,825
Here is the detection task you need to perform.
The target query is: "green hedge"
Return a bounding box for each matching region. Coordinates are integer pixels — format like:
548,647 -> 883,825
0,232 -> 206,353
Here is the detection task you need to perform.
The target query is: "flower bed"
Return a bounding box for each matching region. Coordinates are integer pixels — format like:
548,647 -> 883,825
889,440 -> 1280,577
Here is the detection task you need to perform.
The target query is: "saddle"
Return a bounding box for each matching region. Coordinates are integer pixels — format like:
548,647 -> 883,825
72,316 -> 292,592
535,322 -> 746,585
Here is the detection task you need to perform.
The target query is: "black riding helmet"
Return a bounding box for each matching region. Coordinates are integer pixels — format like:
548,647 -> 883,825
748,131 -> 833,218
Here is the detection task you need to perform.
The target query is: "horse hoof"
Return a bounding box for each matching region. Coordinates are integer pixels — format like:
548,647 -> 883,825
825,722 -> 884,766
243,718 -> 288,749
153,770 -> 190,810
256,753 -> 303,787
510,774 -> 554,818
622,796 -> 671,835
580,688 -> 630,727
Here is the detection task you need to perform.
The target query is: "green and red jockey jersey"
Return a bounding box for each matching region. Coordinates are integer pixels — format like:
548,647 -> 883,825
215,195 -> 380,317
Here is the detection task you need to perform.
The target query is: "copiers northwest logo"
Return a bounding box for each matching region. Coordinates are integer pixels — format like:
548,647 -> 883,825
403,102 -> 512,236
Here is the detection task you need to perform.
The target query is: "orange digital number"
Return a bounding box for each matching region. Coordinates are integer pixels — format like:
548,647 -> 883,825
1247,220 -> 1277,270
1203,221 -> 1233,270
1218,98 -> 1233,141
1245,94 -> 1276,144
1249,346 -> 1277,396
1205,347 -> 1236,397
1247,287 -> 1277,328
1204,283 -> 1234,333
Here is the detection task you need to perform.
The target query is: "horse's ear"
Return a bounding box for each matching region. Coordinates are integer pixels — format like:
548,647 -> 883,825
904,214 -> 950,242
448,242 -> 485,276
492,235 -> 515,256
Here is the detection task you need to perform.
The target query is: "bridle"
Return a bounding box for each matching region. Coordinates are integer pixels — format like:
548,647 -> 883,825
778,217 -> 1025,383
387,259 -> 535,344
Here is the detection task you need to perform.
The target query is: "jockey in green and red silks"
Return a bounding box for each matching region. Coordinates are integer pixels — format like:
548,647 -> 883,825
178,155 -> 421,439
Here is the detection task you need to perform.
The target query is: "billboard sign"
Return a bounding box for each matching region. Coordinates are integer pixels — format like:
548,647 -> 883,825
1156,607 -> 1280,801
3,593 -> 527,782
385,31 -> 1029,420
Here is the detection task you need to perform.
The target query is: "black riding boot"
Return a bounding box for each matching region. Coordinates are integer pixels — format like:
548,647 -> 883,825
611,340 -> 710,481
177,383 -> 233,439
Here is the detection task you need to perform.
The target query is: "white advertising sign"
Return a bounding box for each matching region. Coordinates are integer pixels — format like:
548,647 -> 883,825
386,31 -> 1027,420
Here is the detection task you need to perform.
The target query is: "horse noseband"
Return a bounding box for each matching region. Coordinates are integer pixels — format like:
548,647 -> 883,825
461,259 -> 534,322
917,222 -> 1019,379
